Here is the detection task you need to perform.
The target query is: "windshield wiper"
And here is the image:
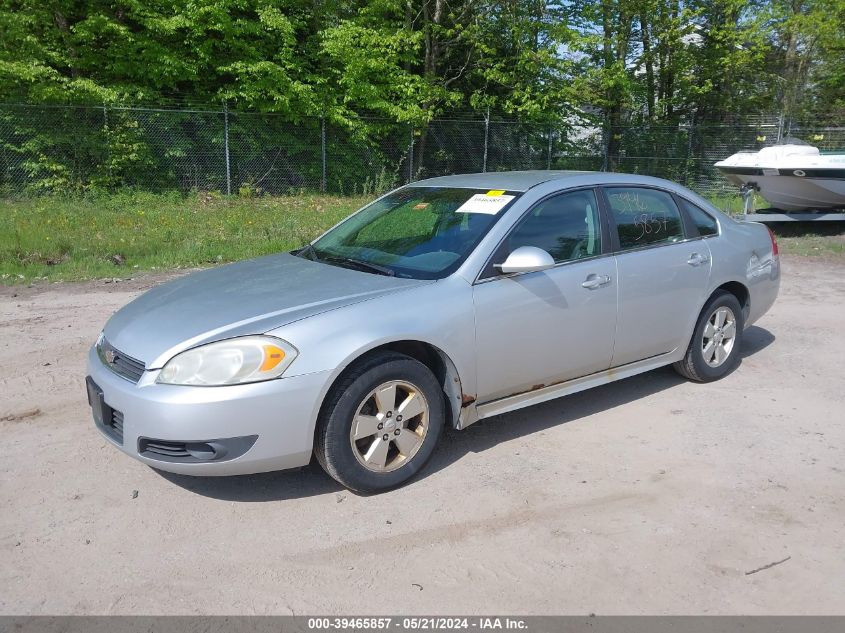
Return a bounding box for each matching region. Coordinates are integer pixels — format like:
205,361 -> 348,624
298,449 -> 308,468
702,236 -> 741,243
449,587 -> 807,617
322,256 -> 395,277
295,244 -> 394,276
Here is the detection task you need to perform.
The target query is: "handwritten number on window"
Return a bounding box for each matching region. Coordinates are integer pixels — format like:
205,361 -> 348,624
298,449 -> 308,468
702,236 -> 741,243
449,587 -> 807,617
634,213 -> 668,240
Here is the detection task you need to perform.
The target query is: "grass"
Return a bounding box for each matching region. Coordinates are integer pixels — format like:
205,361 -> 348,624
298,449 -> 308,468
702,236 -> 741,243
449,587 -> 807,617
705,194 -> 747,216
712,192 -> 845,258
770,224 -> 845,258
1,191 -> 843,284
0,192 -> 369,283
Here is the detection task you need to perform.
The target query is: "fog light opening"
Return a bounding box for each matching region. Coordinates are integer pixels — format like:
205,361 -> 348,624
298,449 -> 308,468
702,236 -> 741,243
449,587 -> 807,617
185,442 -> 227,461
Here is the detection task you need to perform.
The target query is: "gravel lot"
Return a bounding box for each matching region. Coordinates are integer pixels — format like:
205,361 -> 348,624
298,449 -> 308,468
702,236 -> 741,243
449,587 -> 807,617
1,256 -> 843,615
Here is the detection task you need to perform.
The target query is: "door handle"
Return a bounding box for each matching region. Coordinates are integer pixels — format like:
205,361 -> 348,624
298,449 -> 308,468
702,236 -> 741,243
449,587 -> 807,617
687,252 -> 710,267
582,274 -> 612,290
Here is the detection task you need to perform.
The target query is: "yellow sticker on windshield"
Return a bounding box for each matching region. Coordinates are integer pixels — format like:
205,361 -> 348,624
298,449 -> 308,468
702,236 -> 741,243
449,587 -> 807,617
486,190 -> 506,196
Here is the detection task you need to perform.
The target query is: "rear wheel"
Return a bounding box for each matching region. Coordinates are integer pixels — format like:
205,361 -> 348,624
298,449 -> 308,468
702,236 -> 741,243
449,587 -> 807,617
673,291 -> 744,382
314,351 -> 445,493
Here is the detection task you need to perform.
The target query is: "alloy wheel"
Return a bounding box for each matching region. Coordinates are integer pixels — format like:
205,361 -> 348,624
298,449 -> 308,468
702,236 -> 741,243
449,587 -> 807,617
349,380 -> 430,473
702,306 -> 737,368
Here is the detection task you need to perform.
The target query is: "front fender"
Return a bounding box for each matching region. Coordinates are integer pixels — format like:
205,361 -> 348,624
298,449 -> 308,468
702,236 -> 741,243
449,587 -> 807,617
266,277 -> 477,437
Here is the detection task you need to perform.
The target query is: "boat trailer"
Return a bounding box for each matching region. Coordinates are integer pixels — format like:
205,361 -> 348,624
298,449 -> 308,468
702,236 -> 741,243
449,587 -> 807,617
738,182 -> 845,222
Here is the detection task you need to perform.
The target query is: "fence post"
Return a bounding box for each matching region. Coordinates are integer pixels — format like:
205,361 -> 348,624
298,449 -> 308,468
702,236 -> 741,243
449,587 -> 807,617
683,120 -> 694,186
601,116 -> 609,172
776,112 -> 784,143
102,104 -> 112,183
223,101 -> 231,195
320,116 -> 327,193
546,124 -> 553,170
408,126 -> 414,183
482,106 -> 490,172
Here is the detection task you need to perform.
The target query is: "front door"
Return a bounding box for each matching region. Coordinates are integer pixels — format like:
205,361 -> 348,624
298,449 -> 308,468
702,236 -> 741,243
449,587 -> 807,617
473,189 -> 618,403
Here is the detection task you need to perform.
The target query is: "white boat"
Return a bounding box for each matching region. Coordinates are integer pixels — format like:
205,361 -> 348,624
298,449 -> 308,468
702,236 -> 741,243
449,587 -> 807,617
715,141 -> 845,211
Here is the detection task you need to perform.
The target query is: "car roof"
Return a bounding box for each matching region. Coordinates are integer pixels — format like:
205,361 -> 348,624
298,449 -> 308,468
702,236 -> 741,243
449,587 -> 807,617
404,170 -> 729,220
409,170 -> 595,192
406,170 -> 723,206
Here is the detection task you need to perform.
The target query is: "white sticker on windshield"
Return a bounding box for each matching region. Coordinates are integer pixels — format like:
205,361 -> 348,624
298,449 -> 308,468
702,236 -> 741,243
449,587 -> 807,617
455,193 -> 515,215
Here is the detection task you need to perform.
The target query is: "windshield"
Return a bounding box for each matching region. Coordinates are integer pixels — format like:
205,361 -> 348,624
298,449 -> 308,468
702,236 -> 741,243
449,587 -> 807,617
303,187 -> 520,279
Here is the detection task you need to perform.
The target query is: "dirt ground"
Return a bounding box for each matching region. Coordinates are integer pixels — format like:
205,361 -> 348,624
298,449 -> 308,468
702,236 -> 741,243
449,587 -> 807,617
1,256 -> 843,615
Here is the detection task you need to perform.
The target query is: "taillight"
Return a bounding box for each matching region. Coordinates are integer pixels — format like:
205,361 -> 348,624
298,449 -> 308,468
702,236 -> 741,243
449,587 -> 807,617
767,227 -> 779,256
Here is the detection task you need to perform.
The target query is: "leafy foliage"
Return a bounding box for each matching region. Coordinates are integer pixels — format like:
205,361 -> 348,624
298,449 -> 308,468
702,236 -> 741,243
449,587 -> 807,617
2,1 -> 837,120
0,1 -> 842,192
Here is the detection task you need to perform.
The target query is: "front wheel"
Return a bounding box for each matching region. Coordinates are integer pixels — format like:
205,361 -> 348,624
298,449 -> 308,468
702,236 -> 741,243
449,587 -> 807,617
673,291 -> 744,382
314,351 -> 445,493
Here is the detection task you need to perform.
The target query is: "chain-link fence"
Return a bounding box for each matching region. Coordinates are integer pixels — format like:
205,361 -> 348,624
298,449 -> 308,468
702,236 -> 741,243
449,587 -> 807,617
1,103 -> 843,199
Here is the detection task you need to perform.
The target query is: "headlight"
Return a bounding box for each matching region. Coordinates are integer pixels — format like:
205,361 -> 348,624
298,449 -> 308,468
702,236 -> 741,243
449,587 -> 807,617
156,336 -> 298,386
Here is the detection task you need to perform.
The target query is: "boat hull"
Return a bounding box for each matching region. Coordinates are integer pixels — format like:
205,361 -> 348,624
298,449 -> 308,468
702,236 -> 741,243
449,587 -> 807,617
715,144 -> 845,211
716,167 -> 845,211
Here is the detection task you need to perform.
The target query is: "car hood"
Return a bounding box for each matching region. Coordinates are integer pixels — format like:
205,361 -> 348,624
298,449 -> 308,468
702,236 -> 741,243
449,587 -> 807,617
103,253 -> 429,368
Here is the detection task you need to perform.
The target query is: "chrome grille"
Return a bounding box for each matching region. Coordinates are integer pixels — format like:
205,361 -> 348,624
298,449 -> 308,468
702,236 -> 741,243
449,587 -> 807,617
98,338 -> 145,383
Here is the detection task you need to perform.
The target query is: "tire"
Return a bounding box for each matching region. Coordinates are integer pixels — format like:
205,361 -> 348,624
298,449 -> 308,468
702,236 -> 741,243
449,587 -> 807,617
314,351 -> 445,493
673,290 -> 744,382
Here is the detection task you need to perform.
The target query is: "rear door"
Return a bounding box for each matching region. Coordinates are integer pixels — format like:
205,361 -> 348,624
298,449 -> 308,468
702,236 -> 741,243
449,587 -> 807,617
472,188 -> 618,403
601,186 -> 712,367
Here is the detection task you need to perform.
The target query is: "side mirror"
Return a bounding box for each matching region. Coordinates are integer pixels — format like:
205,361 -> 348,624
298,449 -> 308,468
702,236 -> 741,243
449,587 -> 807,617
494,246 -> 555,274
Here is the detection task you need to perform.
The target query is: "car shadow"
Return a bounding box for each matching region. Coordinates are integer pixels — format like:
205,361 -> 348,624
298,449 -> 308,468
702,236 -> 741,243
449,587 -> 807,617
154,459 -> 344,501
427,366 -> 686,480
157,325 -> 775,501
424,325 -> 775,481
740,323 -> 775,358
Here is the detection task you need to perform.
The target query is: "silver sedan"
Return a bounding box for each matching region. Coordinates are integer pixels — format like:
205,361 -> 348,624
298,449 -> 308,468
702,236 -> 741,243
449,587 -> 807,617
87,171 -> 780,492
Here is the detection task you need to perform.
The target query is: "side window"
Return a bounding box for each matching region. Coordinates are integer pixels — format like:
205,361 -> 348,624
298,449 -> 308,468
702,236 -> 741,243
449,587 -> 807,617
505,190 -> 602,264
605,187 -> 685,250
679,198 -> 719,236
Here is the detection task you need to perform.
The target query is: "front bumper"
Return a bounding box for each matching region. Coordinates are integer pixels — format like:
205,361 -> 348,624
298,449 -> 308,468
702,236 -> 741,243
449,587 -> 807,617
87,346 -> 331,475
